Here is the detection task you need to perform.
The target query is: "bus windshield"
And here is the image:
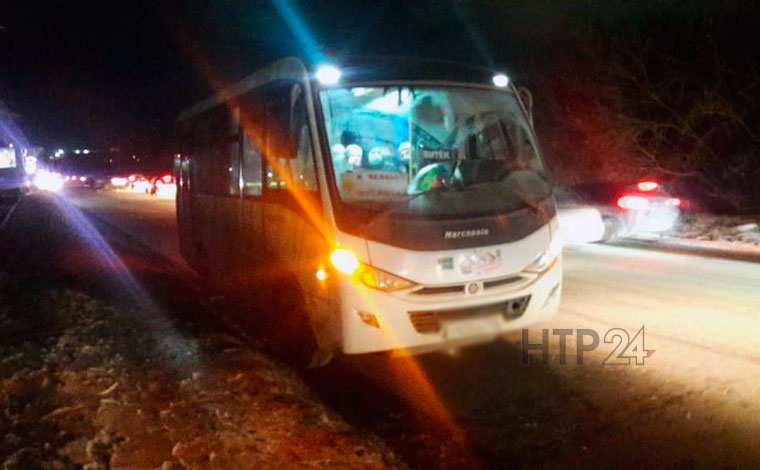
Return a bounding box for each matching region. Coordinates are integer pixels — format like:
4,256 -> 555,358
319,85 -> 551,221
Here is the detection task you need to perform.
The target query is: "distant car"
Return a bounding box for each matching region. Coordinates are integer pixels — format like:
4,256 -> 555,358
150,174 -> 176,198
86,175 -> 108,190
127,174 -> 151,193
558,180 -> 683,243
110,176 -> 129,189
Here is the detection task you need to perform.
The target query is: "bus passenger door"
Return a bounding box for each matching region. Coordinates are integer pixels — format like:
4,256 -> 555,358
262,81 -> 336,351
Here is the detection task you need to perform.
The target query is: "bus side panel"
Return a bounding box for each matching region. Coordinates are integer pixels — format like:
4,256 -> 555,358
209,196 -> 242,291
262,202 -> 338,352
239,197 -> 266,287
191,193 -> 215,278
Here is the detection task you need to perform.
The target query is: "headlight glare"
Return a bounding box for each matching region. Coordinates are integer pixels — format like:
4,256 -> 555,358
330,248 -> 416,291
330,248 -> 360,276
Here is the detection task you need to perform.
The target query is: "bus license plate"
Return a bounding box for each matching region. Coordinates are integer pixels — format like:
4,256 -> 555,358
443,317 -> 501,340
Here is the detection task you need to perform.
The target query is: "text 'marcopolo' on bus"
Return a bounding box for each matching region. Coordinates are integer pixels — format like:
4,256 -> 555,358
174,57 -> 563,366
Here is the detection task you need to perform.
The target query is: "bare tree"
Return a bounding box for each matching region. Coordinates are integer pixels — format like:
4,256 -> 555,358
602,36 -> 760,210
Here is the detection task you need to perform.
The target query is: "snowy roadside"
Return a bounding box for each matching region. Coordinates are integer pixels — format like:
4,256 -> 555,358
0,277 -> 403,469
631,213 -> 760,260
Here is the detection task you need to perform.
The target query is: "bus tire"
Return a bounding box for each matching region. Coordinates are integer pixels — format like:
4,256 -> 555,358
266,279 -> 329,368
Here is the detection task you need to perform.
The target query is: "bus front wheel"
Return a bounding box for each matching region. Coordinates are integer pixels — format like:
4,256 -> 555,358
265,280 -> 332,368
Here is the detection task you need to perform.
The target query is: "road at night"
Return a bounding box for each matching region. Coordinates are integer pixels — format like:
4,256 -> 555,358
65,188 -> 760,467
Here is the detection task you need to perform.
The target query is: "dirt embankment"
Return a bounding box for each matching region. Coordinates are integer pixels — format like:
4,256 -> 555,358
0,278 -> 402,469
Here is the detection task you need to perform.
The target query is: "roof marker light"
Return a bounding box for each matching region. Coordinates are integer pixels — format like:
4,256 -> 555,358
316,65 -> 341,85
638,181 -> 659,192
492,73 -> 510,88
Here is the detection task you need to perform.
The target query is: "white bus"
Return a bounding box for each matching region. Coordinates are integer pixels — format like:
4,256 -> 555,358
175,57 -> 562,366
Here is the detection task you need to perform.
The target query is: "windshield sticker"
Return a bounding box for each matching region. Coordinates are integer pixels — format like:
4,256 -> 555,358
340,170 -> 408,201
419,149 -> 457,161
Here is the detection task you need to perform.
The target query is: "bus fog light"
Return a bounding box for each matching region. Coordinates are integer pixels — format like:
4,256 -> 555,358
357,311 -> 380,329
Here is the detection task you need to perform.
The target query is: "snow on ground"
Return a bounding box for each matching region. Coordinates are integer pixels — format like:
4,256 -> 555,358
673,213 -> 760,246
0,278 -> 403,469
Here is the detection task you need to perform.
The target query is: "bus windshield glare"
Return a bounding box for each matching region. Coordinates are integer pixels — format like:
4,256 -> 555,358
320,86 -> 551,220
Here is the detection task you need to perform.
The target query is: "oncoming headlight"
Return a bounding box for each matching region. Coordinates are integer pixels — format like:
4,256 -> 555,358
329,248 -> 416,292
523,236 -> 563,274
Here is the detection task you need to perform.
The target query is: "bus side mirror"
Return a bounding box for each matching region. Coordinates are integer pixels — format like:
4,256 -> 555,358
517,86 -> 534,124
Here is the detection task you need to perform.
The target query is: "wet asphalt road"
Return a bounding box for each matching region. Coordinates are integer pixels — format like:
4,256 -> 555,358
16,188 -> 760,468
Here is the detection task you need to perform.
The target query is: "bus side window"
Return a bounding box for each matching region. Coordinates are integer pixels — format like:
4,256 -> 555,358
261,82 -> 318,192
289,84 -> 318,192
192,105 -> 238,196
227,107 -> 241,196
192,114 -> 213,194
241,129 -> 263,197
264,84 -> 291,190
240,91 -> 265,197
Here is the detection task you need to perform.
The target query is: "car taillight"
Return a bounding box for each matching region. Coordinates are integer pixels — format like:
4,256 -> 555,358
637,181 -> 658,192
617,195 -> 650,210
161,174 -> 173,184
665,197 -> 681,207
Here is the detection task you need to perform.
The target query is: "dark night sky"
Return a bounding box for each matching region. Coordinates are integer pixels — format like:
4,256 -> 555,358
0,0 -> 749,157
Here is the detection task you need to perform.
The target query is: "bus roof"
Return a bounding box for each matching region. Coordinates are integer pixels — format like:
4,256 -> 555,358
177,56 -> 512,122
177,57 -> 309,122
331,56 -> 509,86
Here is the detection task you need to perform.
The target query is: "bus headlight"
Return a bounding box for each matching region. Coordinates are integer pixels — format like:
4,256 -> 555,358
523,236 -> 563,274
358,265 -> 416,292
329,248 -> 416,292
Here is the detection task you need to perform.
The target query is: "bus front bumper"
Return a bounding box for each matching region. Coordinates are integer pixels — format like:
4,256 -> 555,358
339,257 -> 562,355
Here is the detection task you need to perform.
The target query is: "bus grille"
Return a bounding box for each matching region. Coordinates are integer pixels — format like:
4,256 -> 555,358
408,312 -> 441,334
411,275 -> 525,296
